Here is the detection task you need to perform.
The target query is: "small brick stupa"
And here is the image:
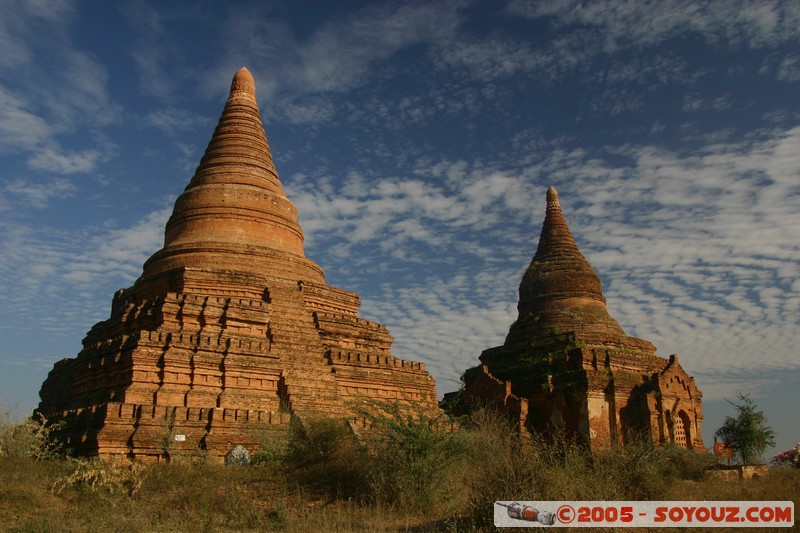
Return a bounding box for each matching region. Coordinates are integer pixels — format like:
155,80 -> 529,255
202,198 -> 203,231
38,68 -> 438,460
447,187 -> 705,451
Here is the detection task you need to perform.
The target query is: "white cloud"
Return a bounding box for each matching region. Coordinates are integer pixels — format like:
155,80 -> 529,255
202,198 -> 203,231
538,128 -> 799,396
291,3 -> 451,92
1,0 -> 797,416
481,0 -> 800,94
38,49 -> 119,129
280,98 -> 337,126
0,87 -> 50,151
360,268 -> 521,396
286,163 -> 539,258
290,125 -> 799,401
432,37 -> 548,81
777,53 -> 800,82
3,177 -> 76,208
0,205 -> 173,338
507,0 -> 800,51
143,108 -> 210,136
69,206 -> 173,283
26,146 -> 102,174
213,2 -> 466,123
0,0 -> 75,70
0,0 -> 119,173
119,0 -> 184,100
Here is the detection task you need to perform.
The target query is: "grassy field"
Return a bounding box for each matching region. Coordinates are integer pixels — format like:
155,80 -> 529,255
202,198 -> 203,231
1,409 -> 797,532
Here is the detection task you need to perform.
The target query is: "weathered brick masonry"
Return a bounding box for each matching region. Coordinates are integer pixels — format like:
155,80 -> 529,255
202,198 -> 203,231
446,187 -> 705,452
38,68 -> 438,460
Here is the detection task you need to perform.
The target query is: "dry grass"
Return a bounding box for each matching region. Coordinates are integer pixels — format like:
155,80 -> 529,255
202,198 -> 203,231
1,410 -> 797,532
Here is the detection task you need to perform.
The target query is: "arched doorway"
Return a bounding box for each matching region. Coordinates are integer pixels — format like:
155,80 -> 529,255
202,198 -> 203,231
673,410 -> 692,449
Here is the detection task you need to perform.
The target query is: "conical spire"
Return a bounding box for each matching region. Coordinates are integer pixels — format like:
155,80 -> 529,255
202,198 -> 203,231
138,67 -> 325,287
506,186 -> 625,344
186,66 -> 283,195
522,186 -> 605,303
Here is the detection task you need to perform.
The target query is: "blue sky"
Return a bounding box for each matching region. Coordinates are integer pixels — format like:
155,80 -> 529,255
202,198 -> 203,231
0,0 -> 797,457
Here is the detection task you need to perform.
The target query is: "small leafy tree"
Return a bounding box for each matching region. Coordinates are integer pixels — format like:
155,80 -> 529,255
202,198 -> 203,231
714,393 -> 775,464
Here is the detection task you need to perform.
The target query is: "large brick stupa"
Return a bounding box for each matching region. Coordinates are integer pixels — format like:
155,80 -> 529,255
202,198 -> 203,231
446,187 -> 705,451
38,68 -> 438,460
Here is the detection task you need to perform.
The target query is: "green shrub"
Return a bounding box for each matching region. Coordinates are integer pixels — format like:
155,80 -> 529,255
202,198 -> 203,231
285,416 -> 368,499
592,440 -> 672,499
458,412 -> 718,528
251,431 -> 288,466
362,403 -> 465,512
0,412 -> 65,460
52,457 -> 148,496
656,443 -> 716,480
280,405 -> 466,513
0,414 -> 795,532
459,409 -> 539,528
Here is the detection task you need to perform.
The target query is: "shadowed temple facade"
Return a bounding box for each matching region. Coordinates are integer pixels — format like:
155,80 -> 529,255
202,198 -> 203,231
445,187 -> 705,452
37,68 -> 438,460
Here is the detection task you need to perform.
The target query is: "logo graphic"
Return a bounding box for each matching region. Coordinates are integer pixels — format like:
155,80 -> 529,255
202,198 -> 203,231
494,501 -> 794,528
496,502 -> 556,525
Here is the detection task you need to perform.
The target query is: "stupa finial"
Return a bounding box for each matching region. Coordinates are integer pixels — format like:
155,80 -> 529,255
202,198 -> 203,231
546,186 -> 560,211
229,67 -> 256,103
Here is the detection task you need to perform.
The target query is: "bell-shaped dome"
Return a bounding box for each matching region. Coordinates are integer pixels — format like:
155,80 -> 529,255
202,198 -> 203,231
139,67 -> 325,287
506,187 -> 626,344
519,187 -> 606,304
